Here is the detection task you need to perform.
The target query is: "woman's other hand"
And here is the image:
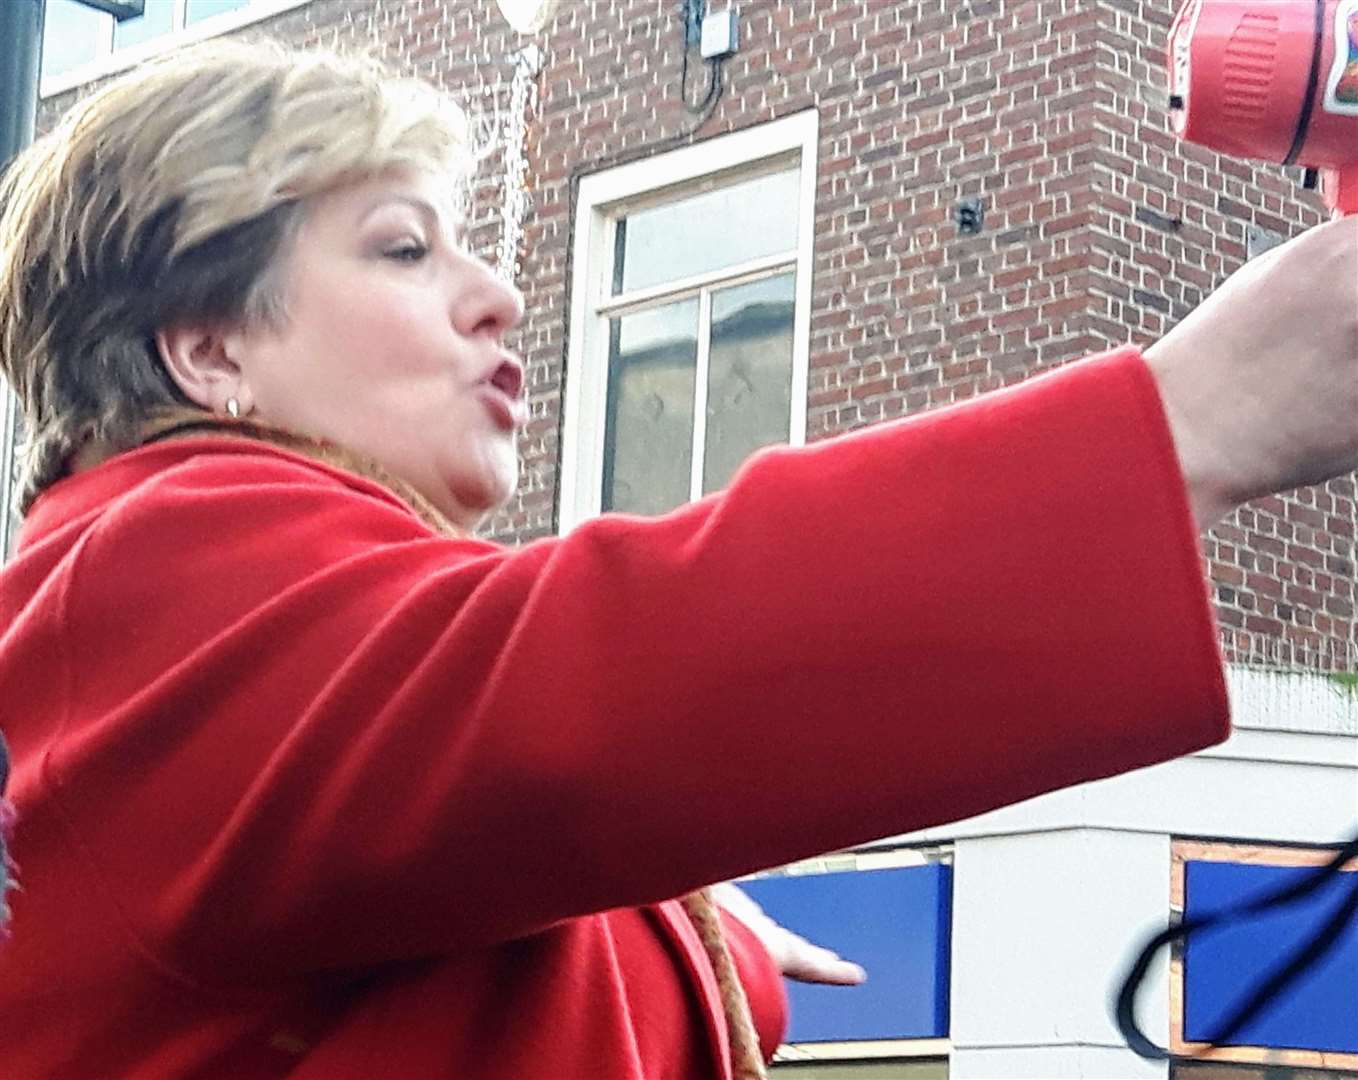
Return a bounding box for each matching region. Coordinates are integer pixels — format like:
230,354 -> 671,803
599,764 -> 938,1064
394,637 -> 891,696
1146,214 -> 1358,529
711,882 -> 867,986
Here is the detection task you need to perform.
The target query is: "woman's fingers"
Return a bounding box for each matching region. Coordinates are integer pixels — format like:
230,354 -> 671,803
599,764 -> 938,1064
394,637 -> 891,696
712,882 -> 867,985
775,933 -> 868,985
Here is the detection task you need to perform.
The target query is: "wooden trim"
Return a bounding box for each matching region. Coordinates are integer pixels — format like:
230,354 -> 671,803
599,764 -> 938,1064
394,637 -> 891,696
773,1039 -> 950,1062
1168,839 -> 1358,1071
1174,839 -> 1358,870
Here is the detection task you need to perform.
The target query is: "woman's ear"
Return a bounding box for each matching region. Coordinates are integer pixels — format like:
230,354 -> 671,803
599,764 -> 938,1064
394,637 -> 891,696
155,324 -> 250,415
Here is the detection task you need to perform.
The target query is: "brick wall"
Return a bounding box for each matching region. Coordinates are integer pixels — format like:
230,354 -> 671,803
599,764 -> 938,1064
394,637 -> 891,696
1089,0 -> 1353,666
38,0 -> 1357,667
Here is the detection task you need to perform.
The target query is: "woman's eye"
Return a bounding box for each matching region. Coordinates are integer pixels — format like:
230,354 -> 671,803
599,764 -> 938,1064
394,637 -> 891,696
384,241 -> 428,263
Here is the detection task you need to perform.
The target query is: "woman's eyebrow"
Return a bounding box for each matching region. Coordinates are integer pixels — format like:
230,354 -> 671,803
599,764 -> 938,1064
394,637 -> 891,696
358,194 -> 444,232
359,194 -> 469,247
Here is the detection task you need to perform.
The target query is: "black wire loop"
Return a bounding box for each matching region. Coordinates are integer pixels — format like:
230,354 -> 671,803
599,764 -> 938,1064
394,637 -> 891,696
1115,832 -> 1358,1060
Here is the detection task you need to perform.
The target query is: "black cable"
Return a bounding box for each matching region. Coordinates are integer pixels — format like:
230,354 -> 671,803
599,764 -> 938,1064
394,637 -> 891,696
680,40 -> 723,118
1282,0 -> 1327,166
1115,831 -> 1358,1060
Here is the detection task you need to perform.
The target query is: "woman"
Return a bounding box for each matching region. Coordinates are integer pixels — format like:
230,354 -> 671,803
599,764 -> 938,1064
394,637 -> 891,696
0,40 -> 1355,1079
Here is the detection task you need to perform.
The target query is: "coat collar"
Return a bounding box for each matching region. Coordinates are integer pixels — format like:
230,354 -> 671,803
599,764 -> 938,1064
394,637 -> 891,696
18,437 -> 413,552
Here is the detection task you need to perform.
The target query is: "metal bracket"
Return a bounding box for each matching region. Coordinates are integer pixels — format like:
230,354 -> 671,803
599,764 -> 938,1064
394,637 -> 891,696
955,197 -> 985,235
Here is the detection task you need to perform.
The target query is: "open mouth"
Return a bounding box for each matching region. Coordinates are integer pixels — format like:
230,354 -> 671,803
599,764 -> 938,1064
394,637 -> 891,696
488,358 -> 524,400
479,358 -> 528,430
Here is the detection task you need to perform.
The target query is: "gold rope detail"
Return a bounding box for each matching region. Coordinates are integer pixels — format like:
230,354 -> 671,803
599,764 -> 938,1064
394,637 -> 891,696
680,890 -> 769,1080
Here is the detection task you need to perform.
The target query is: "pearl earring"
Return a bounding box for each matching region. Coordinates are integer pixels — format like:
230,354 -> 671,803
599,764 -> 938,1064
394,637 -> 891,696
225,397 -> 241,419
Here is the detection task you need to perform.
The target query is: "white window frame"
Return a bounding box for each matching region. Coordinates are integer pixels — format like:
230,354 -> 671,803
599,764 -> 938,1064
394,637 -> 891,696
560,109 -> 819,533
40,0 -> 311,98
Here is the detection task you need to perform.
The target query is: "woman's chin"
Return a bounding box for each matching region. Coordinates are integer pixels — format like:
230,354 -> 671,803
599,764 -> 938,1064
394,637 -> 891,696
438,467 -> 517,531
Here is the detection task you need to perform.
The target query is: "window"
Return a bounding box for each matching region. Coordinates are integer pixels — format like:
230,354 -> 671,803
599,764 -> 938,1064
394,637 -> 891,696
185,0 -> 251,23
41,0 -> 106,79
112,0 -> 177,52
561,111 -> 818,529
1169,841 -> 1358,1076
40,0 -> 293,89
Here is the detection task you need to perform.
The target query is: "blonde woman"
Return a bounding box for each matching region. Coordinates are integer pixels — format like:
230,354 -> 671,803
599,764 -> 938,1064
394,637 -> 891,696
0,41 -> 1356,1080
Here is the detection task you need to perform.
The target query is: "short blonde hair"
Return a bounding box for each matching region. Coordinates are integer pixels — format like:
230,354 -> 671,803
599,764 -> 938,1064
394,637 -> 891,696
0,40 -> 473,510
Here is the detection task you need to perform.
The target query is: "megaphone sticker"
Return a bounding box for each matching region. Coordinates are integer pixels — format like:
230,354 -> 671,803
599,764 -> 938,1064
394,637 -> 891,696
1323,0 -> 1358,114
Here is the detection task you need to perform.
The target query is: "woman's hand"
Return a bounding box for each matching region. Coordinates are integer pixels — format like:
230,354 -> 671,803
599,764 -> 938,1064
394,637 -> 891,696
712,882 -> 867,986
1145,214 -> 1358,529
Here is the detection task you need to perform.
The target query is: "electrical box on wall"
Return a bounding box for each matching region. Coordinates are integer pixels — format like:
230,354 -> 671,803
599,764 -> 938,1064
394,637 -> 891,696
701,7 -> 739,59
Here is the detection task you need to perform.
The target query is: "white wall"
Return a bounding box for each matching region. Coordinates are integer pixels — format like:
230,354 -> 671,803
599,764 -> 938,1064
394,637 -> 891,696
896,668 -> 1357,1078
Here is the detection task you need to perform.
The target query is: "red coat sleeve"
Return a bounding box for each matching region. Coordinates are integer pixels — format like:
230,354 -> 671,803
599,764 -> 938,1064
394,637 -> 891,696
44,347 -> 1226,977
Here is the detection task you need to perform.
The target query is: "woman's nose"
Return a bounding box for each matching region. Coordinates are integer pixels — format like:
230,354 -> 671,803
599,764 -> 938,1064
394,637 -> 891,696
451,252 -> 525,339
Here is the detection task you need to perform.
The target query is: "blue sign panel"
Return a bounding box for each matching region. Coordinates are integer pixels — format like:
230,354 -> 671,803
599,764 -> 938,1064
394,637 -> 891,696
1184,860 -> 1358,1053
740,863 -> 952,1043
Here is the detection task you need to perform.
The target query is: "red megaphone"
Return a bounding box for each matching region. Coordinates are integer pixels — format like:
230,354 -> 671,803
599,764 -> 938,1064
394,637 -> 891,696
1168,0 -> 1358,216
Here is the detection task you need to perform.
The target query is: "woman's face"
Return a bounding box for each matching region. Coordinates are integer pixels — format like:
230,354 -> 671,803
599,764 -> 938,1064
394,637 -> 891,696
228,169 -> 526,528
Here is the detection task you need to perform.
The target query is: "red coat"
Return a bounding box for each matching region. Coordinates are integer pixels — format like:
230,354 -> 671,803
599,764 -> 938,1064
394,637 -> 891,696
0,348 -> 1228,1077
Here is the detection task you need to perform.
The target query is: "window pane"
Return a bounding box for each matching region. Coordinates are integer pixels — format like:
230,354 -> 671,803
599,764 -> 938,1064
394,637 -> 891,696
41,0 -> 108,79
616,168 -> 800,294
702,273 -> 795,494
602,300 -> 698,516
185,0 -> 250,24
112,0 -> 176,50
